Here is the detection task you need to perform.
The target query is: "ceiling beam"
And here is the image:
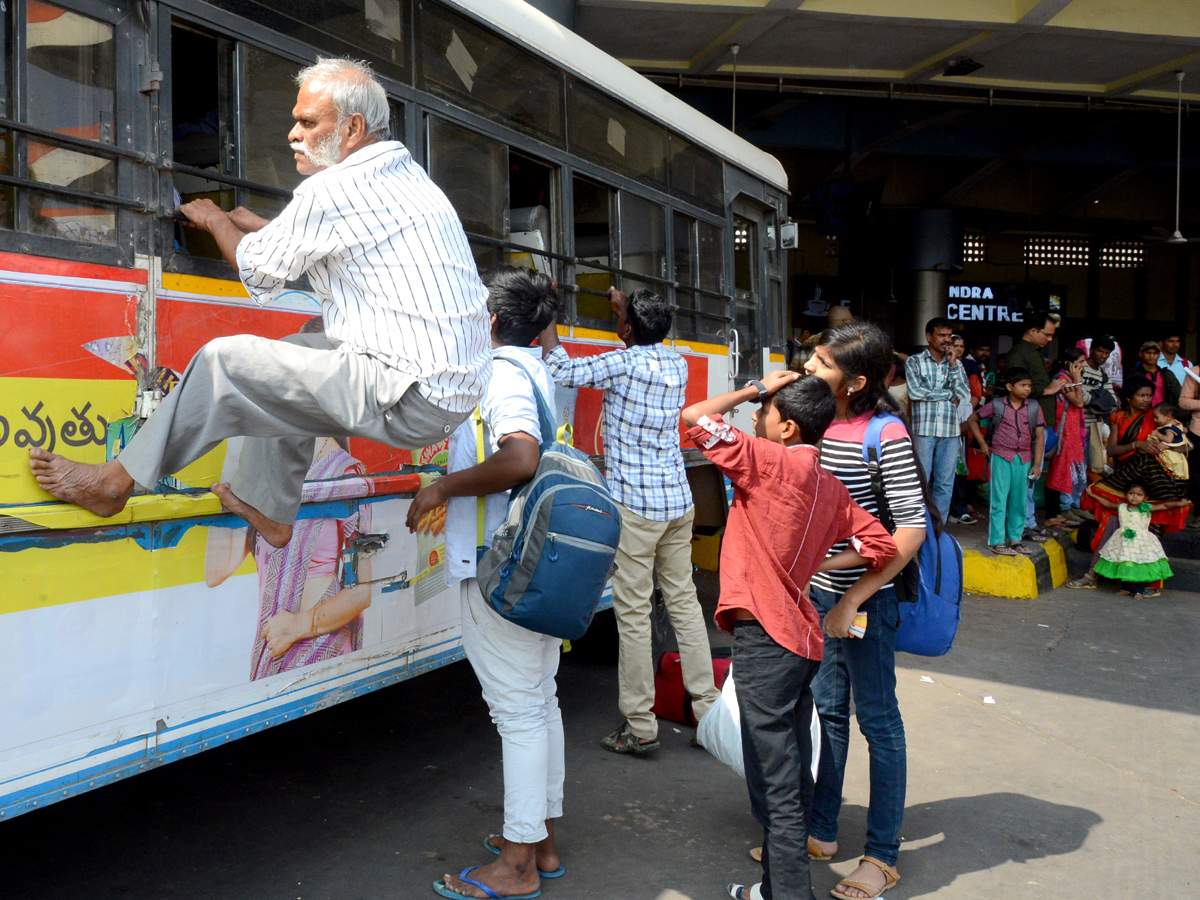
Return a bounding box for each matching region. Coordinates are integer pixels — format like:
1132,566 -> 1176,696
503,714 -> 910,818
1017,0 -> 1075,27
1056,167 -> 1145,215
825,107 -> 974,180
690,0 -> 795,75
937,118 -> 1125,206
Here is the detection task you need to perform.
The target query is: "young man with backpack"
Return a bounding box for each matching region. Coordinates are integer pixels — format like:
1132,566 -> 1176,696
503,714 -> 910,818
1080,337 -> 1118,487
539,287 -> 719,755
407,267 -> 564,900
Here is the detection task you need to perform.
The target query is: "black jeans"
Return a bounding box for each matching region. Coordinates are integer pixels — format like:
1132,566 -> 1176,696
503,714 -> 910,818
733,621 -> 820,900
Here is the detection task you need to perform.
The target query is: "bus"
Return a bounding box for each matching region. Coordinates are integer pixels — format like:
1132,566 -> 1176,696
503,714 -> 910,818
0,0 -> 789,821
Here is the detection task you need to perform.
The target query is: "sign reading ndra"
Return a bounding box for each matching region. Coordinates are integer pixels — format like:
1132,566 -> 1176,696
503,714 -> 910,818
946,285 -> 1024,323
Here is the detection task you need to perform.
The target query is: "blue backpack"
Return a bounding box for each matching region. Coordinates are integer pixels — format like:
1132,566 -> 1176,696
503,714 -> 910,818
476,360 -> 622,639
862,415 -> 964,657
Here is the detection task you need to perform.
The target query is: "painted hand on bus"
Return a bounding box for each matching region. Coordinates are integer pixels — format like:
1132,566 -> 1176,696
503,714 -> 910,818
261,609 -> 310,659
407,481 -> 448,534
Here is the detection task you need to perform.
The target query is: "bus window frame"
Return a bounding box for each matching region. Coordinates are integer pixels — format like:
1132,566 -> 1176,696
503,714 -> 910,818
0,0 -> 141,268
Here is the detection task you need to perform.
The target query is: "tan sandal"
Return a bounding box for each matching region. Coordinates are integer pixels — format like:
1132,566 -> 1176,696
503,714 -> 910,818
830,856 -> 900,900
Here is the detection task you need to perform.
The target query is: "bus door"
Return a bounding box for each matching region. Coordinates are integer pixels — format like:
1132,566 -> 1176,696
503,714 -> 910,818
729,199 -> 785,389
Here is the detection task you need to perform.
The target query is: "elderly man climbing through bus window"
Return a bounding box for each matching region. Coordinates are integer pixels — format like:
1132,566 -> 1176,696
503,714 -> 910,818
29,57 -> 491,547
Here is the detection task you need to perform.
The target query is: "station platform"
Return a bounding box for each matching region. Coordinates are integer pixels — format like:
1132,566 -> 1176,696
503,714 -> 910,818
946,521 -> 1072,600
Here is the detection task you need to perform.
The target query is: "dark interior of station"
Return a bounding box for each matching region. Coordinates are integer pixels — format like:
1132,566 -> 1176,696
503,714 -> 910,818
563,0 -> 1200,357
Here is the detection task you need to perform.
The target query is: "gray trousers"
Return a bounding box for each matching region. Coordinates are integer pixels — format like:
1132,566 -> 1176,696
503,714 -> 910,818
117,332 -> 467,523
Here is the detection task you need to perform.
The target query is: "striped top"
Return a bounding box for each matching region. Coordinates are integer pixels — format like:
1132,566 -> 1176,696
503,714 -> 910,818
810,413 -> 926,594
235,141 -> 491,414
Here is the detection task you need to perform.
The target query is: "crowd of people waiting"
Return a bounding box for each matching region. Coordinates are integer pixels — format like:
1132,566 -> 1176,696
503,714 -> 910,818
873,314 -> 1196,596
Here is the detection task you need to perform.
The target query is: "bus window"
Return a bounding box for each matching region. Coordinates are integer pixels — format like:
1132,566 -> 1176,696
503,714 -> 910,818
619,192 -> 665,298
567,79 -> 666,191
508,149 -> 555,279
171,25 -> 235,260
695,219 -> 727,333
572,175 -> 614,325
428,116 -> 508,270
668,136 -> 723,215
243,45 -> 303,215
673,212 -> 696,334
733,214 -> 762,379
418,1 -> 563,146
23,1 -> 116,243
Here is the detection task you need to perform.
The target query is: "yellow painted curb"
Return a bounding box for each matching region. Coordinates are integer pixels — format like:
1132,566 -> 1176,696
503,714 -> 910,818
962,547 -> 1038,599
1044,537 -> 1069,588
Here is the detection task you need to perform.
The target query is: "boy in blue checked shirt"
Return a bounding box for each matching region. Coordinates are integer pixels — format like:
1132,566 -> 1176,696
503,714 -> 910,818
539,287 -> 720,754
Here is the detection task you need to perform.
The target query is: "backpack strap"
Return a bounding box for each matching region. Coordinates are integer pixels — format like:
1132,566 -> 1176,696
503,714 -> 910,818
860,414 -> 902,534
475,356 -> 557,549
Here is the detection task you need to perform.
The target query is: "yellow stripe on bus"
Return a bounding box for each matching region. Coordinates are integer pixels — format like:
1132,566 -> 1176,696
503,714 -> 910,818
161,271 -> 249,297
1,526 -> 256,616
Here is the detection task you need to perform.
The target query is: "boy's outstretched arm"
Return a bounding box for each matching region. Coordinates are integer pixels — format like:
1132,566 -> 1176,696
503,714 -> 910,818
682,370 -> 800,427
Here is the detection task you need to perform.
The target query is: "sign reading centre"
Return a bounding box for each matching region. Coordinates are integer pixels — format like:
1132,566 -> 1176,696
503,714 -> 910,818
946,284 -> 1024,323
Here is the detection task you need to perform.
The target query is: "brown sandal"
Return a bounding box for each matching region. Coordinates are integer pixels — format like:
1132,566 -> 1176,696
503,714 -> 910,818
830,856 -> 900,900
751,836 -> 835,863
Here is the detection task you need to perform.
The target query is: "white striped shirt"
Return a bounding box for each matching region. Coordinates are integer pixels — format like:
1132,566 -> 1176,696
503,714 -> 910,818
235,141 -> 491,414
811,414 -> 926,594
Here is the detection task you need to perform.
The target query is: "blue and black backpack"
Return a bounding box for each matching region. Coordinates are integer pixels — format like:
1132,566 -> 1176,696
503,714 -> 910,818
862,414 -> 964,657
476,360 -> 622,639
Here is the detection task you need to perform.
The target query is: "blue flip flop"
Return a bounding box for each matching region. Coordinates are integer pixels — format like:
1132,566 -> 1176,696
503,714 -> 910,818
432,866 -> 541,899
484,835 -> 566,879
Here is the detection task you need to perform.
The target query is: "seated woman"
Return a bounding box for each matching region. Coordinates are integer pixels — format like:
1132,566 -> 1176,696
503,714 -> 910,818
1082,376 -> 1191,550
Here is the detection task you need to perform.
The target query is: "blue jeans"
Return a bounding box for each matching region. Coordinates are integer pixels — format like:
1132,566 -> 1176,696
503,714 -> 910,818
809,585 -> 907,867
913,434 -> 957,522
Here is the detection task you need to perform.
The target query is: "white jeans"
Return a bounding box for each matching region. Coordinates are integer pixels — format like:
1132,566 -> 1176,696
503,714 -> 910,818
460,579 -> 565,843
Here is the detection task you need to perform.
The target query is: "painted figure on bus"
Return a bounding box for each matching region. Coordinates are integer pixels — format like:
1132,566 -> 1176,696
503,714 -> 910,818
205,436 -> 374,681
29,56 -> 490,549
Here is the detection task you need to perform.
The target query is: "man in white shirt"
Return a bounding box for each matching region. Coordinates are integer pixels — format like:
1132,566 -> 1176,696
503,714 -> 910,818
30,57 -> 490,548
407,267 -> 562,900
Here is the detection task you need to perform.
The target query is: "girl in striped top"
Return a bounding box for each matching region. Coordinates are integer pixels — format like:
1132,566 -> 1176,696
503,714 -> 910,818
801,321 -> 928,900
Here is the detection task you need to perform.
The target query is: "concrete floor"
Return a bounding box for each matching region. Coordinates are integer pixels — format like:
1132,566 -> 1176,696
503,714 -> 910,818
2,580 -> 1197,900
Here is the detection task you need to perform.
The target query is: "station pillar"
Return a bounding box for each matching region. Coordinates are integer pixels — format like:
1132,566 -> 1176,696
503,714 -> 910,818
897,209 -> 962,348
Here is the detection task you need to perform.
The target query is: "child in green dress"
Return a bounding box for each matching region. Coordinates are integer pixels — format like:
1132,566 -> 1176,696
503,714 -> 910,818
1068,483 -> 1174,599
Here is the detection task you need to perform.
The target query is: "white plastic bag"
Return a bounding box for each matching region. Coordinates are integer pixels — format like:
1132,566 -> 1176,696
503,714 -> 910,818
696,668 -> 822,781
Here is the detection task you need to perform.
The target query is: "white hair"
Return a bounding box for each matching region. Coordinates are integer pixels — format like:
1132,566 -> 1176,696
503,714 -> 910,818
295,57 -> 391,139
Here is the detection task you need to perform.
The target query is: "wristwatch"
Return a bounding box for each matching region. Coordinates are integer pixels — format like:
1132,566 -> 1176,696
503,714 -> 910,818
747,378 -> 768,403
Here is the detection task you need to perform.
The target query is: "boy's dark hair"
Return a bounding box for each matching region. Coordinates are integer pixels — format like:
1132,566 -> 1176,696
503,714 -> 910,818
1003,367 -> 1031,386
484,266 -> 559,346
767,375 -> 836,445
1092,335 -> 1116,352
1126,481 -> 1149,496
924,316 -> 952,336
626,288 -> 672,345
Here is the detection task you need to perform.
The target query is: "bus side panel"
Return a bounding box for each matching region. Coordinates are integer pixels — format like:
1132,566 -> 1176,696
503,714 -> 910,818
0,255 -> 147,506
0,495 -> 464,820
557,336 -> 713,455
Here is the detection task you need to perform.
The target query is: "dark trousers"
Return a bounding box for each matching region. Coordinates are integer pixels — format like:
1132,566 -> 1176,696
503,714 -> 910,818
733,621 -> 820,900
1189,440 -> 1200,509
950,474 -> 970,518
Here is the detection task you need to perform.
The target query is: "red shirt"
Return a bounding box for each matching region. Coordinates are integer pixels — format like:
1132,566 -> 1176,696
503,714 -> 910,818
687,415 -> 898,661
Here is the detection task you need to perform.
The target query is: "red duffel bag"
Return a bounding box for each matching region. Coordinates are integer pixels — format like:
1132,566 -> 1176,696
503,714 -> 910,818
651,651 -> 732,727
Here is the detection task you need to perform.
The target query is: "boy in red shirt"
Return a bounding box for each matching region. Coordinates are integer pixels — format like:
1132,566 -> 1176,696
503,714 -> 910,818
683,370 -> 897,900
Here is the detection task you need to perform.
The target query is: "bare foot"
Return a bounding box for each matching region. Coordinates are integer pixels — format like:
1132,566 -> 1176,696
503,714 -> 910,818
441,859 -> 539,899
29,449 -> 134,516
211,482 -> 293,548
486,832 -> 561,875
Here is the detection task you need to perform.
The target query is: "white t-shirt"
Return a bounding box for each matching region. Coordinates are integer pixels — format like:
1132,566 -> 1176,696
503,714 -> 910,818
444,345 -> 555,587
